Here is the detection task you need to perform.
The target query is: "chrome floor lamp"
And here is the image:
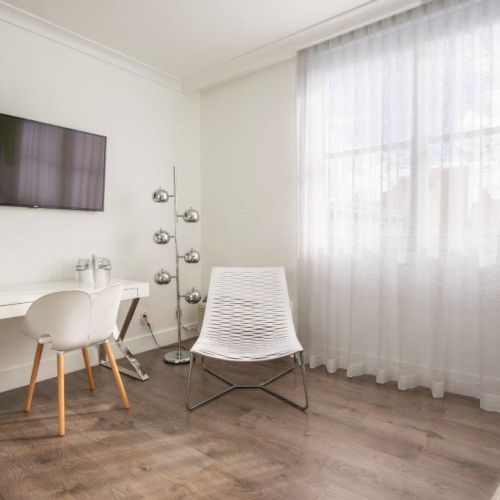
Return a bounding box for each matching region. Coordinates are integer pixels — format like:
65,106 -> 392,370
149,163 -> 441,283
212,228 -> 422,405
152,166 -> 201,364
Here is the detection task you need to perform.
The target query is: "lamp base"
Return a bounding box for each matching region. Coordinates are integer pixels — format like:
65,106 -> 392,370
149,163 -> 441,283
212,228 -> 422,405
163,349 -> 191,364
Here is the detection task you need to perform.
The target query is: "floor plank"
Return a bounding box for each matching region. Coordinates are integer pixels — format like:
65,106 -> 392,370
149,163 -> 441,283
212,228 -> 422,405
1,344 -> 499,499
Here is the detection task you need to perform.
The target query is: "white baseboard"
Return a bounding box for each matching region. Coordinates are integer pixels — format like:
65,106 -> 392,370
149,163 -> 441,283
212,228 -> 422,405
0,323 -> 198,393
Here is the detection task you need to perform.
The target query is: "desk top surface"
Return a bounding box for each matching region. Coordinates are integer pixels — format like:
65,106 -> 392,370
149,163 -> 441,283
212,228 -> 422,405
0,279 -> 149,307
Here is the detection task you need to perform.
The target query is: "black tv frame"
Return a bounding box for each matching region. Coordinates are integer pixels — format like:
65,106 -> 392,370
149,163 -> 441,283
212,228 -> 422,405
0,112 -> 107,212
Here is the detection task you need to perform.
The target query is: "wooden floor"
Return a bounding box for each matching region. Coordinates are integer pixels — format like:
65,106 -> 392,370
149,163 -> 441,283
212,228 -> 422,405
1,346 -> 500,499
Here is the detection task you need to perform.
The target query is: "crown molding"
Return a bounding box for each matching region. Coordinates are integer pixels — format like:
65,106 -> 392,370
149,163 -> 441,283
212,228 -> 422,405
184,0 -> 422,92
0,0 -> 424,94
0,1 -> 183,93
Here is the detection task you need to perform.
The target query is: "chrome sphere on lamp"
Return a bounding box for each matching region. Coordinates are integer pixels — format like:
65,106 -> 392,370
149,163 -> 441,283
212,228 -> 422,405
183,248 -> 200,264
182,207 -> 199,223
154,269 -> 172,285
184,288 -> 202,304
152,187 -> 170,203
153,228 -> 171,245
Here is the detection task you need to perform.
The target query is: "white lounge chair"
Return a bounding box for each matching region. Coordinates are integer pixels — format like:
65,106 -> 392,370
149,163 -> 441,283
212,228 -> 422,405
185,267 -> 308,410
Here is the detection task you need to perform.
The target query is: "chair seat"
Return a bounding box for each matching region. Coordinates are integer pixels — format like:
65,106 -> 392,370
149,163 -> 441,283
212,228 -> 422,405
191,333 -> 302,362
191,267 -> 303,362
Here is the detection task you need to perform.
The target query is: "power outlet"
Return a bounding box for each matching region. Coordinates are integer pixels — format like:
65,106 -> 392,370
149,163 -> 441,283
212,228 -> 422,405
140,313 -> 149,326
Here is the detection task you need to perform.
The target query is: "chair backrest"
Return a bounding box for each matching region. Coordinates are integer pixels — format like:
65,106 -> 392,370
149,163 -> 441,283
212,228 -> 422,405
88,283 -> 123,345
201,267 -> 297,345
22,290 -> 92,352
22,283 -> 123,351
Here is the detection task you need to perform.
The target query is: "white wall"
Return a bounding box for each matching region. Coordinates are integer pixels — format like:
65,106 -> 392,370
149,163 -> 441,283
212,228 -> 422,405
0,20 -> 201,391
201,59 -> 297,303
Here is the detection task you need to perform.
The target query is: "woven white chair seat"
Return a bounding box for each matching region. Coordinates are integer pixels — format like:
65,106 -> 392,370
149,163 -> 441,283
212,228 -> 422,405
191,267 -> 303,362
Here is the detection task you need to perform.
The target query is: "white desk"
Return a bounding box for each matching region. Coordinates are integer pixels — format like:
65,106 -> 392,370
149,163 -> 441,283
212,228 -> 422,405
0,278 -> 150,381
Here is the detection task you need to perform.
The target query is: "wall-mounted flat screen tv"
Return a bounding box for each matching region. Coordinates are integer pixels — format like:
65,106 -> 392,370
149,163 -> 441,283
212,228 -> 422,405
0,113 -> 106,211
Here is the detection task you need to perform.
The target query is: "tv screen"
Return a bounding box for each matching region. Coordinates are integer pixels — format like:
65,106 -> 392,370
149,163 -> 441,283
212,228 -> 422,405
0,113 -> 106,211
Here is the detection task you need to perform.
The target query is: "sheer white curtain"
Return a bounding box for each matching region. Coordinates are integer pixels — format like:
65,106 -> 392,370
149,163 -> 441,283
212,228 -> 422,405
297,0 -> 500,410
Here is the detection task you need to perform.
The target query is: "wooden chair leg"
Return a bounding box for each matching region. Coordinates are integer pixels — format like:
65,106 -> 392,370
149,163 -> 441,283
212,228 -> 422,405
103,342 -> 130,409
57,353 -> 65,437
24,343 -> 44,412
81,347 -> 95,390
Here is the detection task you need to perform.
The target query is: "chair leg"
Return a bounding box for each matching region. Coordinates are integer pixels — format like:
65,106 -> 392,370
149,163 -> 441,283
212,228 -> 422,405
24,343 -> 44,412
262,352 -> 309,410
298,352 -> 309,410
57,353 -> 65,437
185,353 -> 194,410
103,341 -> 130,409
81,347 -> 95,390
186,353 -> 234,411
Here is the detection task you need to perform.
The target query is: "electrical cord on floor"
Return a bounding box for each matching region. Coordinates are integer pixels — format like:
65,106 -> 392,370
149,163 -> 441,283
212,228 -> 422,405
146,320 -> 164,349
146,319 -> 199,349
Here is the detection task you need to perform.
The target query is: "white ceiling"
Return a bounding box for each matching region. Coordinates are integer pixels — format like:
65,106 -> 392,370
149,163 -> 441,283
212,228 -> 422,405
5,0 -> 379,78
2,0 -> 421,90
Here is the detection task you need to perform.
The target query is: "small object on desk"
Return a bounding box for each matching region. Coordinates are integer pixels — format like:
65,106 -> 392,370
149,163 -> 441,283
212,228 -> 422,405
77,255 -> 112,287
76,258 -> 93,285
95,256 -> 112,287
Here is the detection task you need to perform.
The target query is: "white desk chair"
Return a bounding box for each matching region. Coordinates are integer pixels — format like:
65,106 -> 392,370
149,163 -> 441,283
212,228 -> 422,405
22,283 -> 130,436
186,267 -> 308,410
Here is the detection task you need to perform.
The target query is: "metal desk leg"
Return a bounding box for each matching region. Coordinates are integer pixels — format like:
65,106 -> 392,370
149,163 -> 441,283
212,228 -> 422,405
99,298 -> 150,381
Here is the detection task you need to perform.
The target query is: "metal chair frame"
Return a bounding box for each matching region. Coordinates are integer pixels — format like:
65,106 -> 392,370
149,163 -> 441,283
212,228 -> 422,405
185,351 -> 308,411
